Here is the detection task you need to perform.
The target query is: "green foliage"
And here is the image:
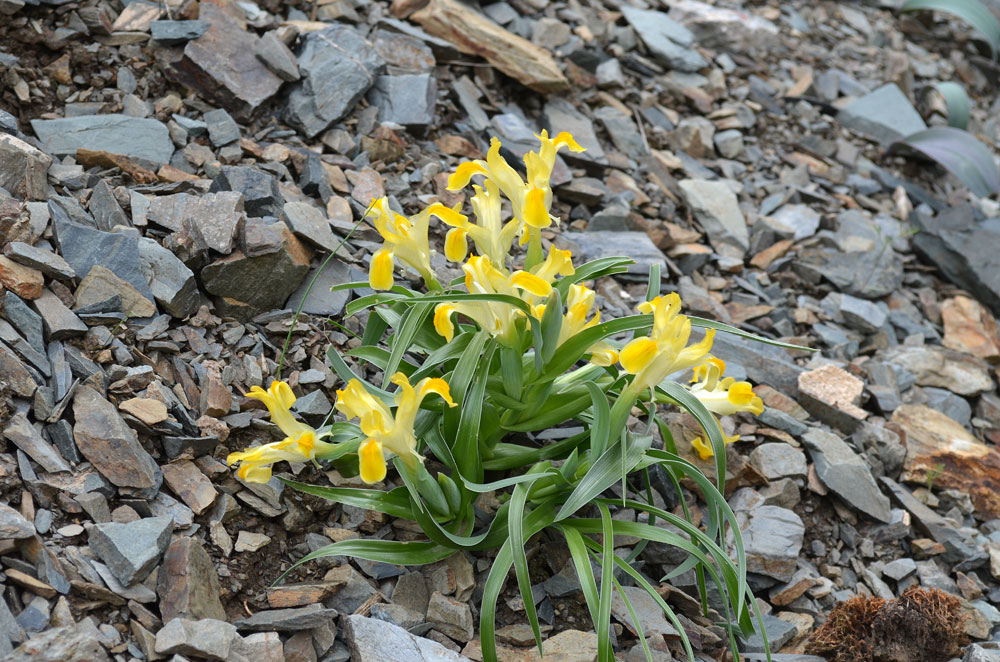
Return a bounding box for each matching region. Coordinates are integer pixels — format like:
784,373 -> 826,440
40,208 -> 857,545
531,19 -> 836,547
890,127 -> 1000,197
902,0 -> 1000,58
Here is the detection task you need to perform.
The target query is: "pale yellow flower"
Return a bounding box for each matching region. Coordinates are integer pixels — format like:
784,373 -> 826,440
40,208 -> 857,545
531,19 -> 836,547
687,358 -> 764,417
366,197 -> 463,290
619,294 -> 715,392
532,283 -> 618,366
447,131 -> 584,235
433,255 -> 528,345
335,373 -> 456,484
227,381 -> 335,483
440,180 -> 521,266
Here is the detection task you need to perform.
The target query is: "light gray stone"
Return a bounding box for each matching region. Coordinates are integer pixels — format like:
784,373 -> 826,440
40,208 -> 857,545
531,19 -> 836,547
88,515 -> 174,586
204,108 -> 240,146
839,83 -> 927,144
740,505 -> 804,582
678,179 -> 749,258
3,412 -> 70,473
368,74 -> 436,128
137,237 -> 200,318
802,428 -> 891,523
255,31 -> 301,81
0,502 -> 34,539
749,443 -> 807,480
154,618 -> 238,660
0,133 -> 52,200
30,114 -> 174,164
343,614 -> 473,662
621,6 -> 708,72
282,202 -> 339,253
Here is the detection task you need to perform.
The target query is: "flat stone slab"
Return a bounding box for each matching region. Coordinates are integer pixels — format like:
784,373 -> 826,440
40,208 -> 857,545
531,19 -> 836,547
838,82 -> 927,144
802,428 -> 891,523
30,114 -> 173,164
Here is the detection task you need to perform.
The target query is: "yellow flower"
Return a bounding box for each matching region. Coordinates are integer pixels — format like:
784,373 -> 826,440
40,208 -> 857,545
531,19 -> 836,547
533,283 -> 618,366
366,197 -> 463,290
690,431 -> 740,461
227,381 -> 335,483
447,131 -> 584,235
335,373 -> 456,484
440,180 -> 522,266
687,358 -> 764,416
619,294 -> 715,392
433,255 -> 527,345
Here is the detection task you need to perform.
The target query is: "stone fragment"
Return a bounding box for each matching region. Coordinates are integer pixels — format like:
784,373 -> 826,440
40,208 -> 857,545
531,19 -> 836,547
3,412 -> 70,473
0,342 -> 38,397
255,31 -> 300,81
162,460 -> 217,515
235,604 -> 339,631
941,295 -> 1000,361
237,632 -> 285,662
769,204 -> 821,241
741,613 -> 799,653
158,537 -> 226,622
795,246 -> 903,300
74,265 -> 156,318
668,0 -> 779,50
150,19 -> 209,45
678,179 -> 749,259
801,428 -> 891,523
749,443 -> 807,480
544,98 -> 606,164
343,614 -> 473,662
525,630 -> 598,662
839,293 -> 887,334
621,6 -> 708,73
163,5 -> 282,119
137,237 -> 200,318
0,256 -> 43,299
797,364 -> 867,431
210,166 -> 282,218
0,133 -> 52,200
740,505 -> 804,582
32,288 -> 88,339
372,28 -> 436,74
30,114 -> 174,164
154,617 -> 238,660
0,502 -> 34,539
5,620 -> 110,662
120,398 -> 168,425
88,515 -> 173,586
204,108 -> 241,147
52,215 -> 155,304
4,292 -> 43,353
411,0 -> 569,93
4,241 -> 75,280
894,404 -> 1000,519
368,74 -> 436,128
286,259 -> 352,317
839,83 -> 927,144
882,345 -> 993,396
559,231 -> 666,276
610,586 -> 679,639
235,530 -> 271,552
73,385 -> 161,489
285,26 -> 385,138
282,202 -> 339,253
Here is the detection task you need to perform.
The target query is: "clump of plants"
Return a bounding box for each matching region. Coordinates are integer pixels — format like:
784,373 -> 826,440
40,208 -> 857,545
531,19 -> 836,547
806,586 -> 967,662
227,131 -> 803,661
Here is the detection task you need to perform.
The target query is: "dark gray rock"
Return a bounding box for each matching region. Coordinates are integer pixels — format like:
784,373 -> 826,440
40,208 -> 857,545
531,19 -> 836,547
838,293 -> 887,334
150,20 -> 209,45
88,515 -> 173,586
964,644 -> 1000,662
30,114 -> 174,164
922,387 -> 972,427
255,31 -> 301,82
285,258 -> 353,317
881,476 -> 978,562
368,74 -> 436,128
620,6 -> 708,72
0,341 -> 38,397
32,289 -> 87,340
0,133 -> 52,200
210,166 -> 283,218
794,246 -> 903,299
739,613 -> 798,653
138,237 -> 200,318
802,428 -> 890,522
234,604 -> 339,631
559,231 -> 665,276
285,26 -> 385,138
710,331 -> 804,397
204,108 -> 240,147
838,83 -> 926,144
5,620 -> 109,662
749,443 -> 807,480
593,106 -> 645,159
4,291 -> 44,353
0,502 -> 34,539
282,202 -> 339,253
88,180 -> 129,231
154,618 -> 238,660
3,412 -> 70,473
4,241 -> 76,281
544,98 -> 607,165
741,505 -> 804,582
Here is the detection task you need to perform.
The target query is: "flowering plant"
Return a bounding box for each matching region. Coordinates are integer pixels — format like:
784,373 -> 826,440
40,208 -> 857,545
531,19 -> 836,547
228,131 -> 803,662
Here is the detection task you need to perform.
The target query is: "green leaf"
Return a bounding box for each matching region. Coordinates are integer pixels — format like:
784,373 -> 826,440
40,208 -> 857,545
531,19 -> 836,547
454,341 -> 496,483
902,0 -> 1000,58
273,539 -> 454,586
326,347 -> 395,399
657,382 -> 729,495
346,292 -> 408,316
499,345 -> 524,401
538,315 -> 653,382
361,310 -> 390,347
346,346 -> 418,375
480,540 -> 514,662
585,382 -> 611,459
279,479 -> 416,519
462,467 -> 560,493
935,81 -> 971,129
502,385 -> 594,432
646,263 -> 661,301
382,302 -> 433,389
484,430 -> 590,471
555,257 -> 634,299
688,316 -> 816,352
405,292 -> 534,316
597,504 -> 614,662
329,279 -> 372,293
889,126 -> 1000,197
409,332 -> 474,382
555,434 -> 652,521
539,287 -> 564,366
510,481 -> 544,655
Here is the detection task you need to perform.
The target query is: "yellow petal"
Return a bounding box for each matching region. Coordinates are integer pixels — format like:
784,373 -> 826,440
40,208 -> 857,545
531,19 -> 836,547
523,187 -> 549,228
588,343 -> 618,367
417,377 -> 457,408
427,203 -> 468,227
444,228 -> 469,262
510,271 -> 552,297
619,337 -> 659,375
269,380 -> 296,409
238,463 -> 273,483
553,131 -> 586,152
448,162 -> 487,190
358,439 -> 387,484
728,382 -> 765,415
434,304 -> 456,342
370,249 -> 395,290
690,437 -> 714,461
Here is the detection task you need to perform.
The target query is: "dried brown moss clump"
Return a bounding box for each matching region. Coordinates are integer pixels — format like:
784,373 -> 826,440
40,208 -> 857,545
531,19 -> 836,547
805,587 -> 967,662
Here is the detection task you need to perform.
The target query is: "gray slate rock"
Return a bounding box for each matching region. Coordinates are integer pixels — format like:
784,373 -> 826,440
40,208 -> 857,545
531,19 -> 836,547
32,288 -> 88,340
3,412 -> 70,473
0,502 -> 34,539
838,83 -> 927,144
368,73 -> 436,128
154,618 -> 238,660
4,241 -> 76,281
234,604 -> 339,631
881,344 -> 994,396
285,258 -> 352,317
150,20 -> 208,45
881,477 -> 978,563
802,428 -> 891,522
343,614 -> 473,662
794,246 -> 903,299
210,166 -> 282,218
4,291 -> 45,353
285,26 -> 385,138
741,504 -> 804,582
740,613 -> 798,653
0,133 -> 52,200
678,179 -> 749,258
965,644 -> 1000,662
5,619 -> 109,662
138,237 -> 200,318
88,515 -> 173,586
749,443 -> 807,480
282,202 -> 339,253
770,204 -> 820,241
560,231 -> 666,276
255,31 -> 301,81
711,329 -> 804,396
922,387 -> 972,427
204,108 -> 240,146
620,6 -> 708,72
30,114 -> 174,164
544,98 -> 607,164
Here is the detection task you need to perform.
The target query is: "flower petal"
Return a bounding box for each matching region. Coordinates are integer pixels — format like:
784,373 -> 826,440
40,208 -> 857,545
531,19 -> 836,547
448,162 -> 487,190
434,304 -> 456,342
370,249 -> 395,290
554,131 -> 586,152
619,337 -> 658,375
358,439 -> 387,484
523,187 -> 550,228
444,227 -> 469,262
416,377 -> 457,408
510,271 -> 552,297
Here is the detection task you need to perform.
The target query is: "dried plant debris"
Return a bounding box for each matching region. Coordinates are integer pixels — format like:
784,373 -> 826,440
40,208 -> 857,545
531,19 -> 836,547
806,587 -> 967,662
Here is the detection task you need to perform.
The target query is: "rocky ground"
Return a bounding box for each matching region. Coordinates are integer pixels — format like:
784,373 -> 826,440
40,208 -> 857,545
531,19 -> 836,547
2,0 -> 1000,661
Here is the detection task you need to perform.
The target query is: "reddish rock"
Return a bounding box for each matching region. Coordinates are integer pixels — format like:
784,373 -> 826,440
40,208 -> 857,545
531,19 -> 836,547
941,295 -> 1000,362
0,255 -> 43,299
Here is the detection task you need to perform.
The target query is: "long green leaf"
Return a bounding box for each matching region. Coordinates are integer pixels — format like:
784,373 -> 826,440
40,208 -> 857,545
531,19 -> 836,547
688,316 -> 815,351
597,504 -> 614,662
273,539 -> 453,585
462,467 -> 560,493
539,287 -> 564,366
555,434 -> 652,521
454,341 -> 496,483
538,315 -> 653,382
935,81 -> 971,129
585,382 -> 611,459
889,126 -> 1000,197
510,481 -> 544,655
382,302 -> 433,388
280,479 -> 415,519
555,257 -> 634,299
325,346 -> 395,399
902,0 -> 1000,58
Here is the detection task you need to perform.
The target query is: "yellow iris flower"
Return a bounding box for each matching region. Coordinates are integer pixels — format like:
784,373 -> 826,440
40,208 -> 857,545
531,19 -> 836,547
366,197 -> 464,290
433,255 -> 530,345
690,431 -> 741,461
619,294 -> 715,393
447,131 -> 584,235
227,381 -> 336,483
440,180 -> 522,266
335,372 -> 456,484
687,357 -> 764,416
532,283 -> 618,366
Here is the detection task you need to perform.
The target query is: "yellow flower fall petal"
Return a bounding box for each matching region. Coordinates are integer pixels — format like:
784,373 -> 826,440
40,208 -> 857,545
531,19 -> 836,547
369,248 -> 395,291
358,439 -> 387,484
434,304 -> 457,342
